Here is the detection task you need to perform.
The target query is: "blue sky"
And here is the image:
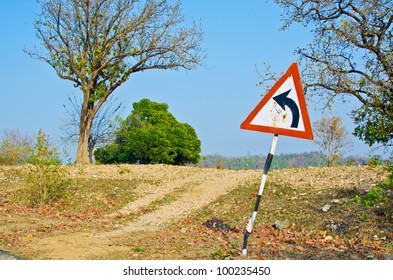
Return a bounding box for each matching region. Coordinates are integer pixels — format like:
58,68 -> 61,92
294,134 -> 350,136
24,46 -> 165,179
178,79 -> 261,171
0,0 -> 372,160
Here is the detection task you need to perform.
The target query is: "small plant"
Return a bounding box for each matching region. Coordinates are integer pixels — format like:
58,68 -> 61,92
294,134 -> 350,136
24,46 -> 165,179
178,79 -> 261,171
209,250 -> 228,260
25,165 -> 71,206
118,166 -> 131,175
27,129 -> 62,166
368,155 -> 383,168
209,243 -> 239,260
24,129 -> 72,206
131,246 -> 145,253
380,164 -> 393,190
353,186 -> 388,208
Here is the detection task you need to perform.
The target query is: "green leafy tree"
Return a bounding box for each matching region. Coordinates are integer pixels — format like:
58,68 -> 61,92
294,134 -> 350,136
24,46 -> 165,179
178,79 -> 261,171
94,98 -> 201,165
25,0 -> 204,164
273,0 -> 393,149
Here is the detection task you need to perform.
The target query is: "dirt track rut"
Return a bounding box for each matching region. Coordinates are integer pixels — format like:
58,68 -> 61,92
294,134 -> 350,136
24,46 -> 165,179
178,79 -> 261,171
24,165 -> 259,259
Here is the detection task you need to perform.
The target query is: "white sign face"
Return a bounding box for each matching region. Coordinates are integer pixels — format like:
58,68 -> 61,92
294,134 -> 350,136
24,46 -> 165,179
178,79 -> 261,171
250,75 -> 305,132
241,63 -> 313,140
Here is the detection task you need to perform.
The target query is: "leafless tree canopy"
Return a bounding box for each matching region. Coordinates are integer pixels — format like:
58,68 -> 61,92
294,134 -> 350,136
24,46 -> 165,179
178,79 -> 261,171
313,115 -> 352,166
61,95 -> 122,163
273,0 -> 393,148
0,129 -> 33,165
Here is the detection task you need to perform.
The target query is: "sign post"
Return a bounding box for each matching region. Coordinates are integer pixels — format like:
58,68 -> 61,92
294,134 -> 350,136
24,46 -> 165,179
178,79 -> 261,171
242,133 -> 278,255
240,62 -> 313,255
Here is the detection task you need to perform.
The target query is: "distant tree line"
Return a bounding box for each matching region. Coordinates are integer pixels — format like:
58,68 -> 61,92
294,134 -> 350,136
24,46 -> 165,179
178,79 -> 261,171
199,151 -> 370,170
0,128 -> 380,169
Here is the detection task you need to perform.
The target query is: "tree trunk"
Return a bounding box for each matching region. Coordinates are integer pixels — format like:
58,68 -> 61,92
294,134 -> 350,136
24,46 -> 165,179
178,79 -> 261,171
88,137 -> 95,164
88,148 -> 94,164
75,98 -> 95,165
76,122 -> 91,165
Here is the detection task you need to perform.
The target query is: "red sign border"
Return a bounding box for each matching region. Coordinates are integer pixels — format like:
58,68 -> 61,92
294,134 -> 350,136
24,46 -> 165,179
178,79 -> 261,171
241,63 -> 313,140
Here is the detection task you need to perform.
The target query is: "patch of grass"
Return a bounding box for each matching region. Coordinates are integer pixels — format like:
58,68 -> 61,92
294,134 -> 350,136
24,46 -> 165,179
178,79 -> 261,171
183,172 -> 392,260
380,166 -> 393,190
139,181 -> 199,215
63,178 -> 142,214
131,246 -> 145,253
209,242 -> 238,260
2,170 -> 145,217
117,166 -> 132,175
24,164 -> 72,207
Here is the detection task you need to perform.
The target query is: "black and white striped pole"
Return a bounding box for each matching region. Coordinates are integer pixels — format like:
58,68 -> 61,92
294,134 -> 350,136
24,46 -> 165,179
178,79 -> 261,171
242,134 -> 278,256
240,63 -> 314,255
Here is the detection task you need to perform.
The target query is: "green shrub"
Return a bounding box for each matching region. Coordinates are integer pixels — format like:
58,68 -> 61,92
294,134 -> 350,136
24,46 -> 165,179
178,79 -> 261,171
27,129 -> 62,165
24,164 -> 71,206
368,155 -> 383,167
354,186 -> 388,208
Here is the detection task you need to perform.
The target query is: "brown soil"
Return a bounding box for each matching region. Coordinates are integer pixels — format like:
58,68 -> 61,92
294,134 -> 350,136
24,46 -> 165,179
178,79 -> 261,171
0,164 -> 389,259
0,164 -> 259,259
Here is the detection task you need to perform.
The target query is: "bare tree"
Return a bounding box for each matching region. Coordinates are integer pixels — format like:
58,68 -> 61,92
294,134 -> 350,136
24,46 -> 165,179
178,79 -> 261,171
273,0 -> 393,149
25,0 -> 204,164
60,95 -> 122,163
0,129 -> 33,165
313,115 -> 352,167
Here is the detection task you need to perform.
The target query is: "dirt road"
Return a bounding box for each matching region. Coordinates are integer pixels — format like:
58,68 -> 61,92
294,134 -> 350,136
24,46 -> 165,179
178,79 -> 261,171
3,165 -> 259,259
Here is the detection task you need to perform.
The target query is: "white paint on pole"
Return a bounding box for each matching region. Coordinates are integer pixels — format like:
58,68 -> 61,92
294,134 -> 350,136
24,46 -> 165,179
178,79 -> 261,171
259,174 -> 268,195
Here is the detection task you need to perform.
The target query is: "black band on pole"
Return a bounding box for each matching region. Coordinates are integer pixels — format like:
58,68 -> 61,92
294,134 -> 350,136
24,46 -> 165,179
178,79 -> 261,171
254,195 -> 262,212
264,153 -> 274,175
242,231 -> 251,251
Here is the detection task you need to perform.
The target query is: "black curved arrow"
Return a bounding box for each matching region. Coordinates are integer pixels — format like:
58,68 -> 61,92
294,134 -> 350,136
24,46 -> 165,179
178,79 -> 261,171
273,89 -> 300,128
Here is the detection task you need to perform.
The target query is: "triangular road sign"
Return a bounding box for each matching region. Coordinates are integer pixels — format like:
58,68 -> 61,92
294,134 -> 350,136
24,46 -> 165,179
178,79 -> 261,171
241,62 -> 313,140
